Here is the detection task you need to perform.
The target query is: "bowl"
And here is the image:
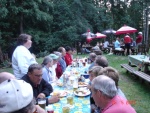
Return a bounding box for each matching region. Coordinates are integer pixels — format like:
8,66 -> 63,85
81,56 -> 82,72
82,74 -> 90,79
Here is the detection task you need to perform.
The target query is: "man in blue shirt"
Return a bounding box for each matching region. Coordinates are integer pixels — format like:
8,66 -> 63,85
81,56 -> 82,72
58,47 -> 67,72
114,38 -> 123,51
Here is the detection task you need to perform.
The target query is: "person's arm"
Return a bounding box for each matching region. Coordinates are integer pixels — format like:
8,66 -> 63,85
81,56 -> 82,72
41,79 -> 53,97
42,68 -> 49,83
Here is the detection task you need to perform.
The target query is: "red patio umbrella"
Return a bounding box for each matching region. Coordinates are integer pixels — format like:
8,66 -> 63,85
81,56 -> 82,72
86,38 -> 93,43
115,25 -> 137,35
95,32 -> 107,38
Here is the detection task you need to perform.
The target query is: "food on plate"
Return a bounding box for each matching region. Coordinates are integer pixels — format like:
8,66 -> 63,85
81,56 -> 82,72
78,82 -> 87,85
56,82 -> 63,87
75,88 -> 88,95
53,91 -> 60,96
52,91 -> 68,98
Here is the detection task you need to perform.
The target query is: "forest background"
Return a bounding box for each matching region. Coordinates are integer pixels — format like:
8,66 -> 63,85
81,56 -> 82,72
0,0 -> 150,58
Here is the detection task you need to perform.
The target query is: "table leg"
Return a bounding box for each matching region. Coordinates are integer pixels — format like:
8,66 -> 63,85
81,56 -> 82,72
144,64 -> 149,73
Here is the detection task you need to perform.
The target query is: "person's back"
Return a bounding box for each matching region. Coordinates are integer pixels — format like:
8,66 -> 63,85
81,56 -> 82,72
102,95 -> 136,113
124,35 -> 131,44
114,40 -> 120,48
103,41 -> 109,48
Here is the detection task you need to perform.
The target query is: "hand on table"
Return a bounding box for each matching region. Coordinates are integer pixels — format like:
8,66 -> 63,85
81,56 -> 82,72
37,93 -> 45,99
48,95 -> 60,104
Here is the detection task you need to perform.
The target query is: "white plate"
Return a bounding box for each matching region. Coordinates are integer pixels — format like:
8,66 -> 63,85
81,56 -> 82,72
51,90 -> 68,97
78,82 -> 88,87
74,88 -> 91,97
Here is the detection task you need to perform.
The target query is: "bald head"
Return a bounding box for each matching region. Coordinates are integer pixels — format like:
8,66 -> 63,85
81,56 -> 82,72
0,72 -> 15,83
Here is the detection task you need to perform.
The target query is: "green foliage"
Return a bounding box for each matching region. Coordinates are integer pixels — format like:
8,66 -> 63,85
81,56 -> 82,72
0,0 -> 148,54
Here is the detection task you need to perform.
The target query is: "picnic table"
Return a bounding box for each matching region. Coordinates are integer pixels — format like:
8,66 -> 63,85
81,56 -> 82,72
49,62 -> 91,113
128,55 -> 150,73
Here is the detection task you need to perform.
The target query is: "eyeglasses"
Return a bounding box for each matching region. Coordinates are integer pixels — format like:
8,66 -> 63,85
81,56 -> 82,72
34,74 -> 42,77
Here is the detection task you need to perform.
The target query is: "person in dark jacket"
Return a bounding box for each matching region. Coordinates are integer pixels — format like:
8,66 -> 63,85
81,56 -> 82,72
22,64 -> 60,105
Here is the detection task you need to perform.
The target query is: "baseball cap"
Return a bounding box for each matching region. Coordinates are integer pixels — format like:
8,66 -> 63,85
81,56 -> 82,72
0,79 -> 33,112
138,32 -> 142,35
49,54 -> 59,60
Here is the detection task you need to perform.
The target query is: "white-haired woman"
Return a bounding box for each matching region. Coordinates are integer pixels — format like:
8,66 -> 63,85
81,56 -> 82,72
41,56 -> 53,84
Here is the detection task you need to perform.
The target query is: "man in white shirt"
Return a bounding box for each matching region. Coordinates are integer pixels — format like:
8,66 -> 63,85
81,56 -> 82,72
12,34 -> 37,79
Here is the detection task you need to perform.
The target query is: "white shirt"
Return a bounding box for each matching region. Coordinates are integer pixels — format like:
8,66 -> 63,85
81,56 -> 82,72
12,45 -> 37,79
103,41 -> 109,48
49,64 -> 57,82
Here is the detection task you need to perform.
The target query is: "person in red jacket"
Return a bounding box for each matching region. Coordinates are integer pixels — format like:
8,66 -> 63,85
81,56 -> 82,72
136,32 -> 143,45
136,32 -> 143,53
54,51 -> 63,79
64,46 -> 73,66
124,33 -> 132,56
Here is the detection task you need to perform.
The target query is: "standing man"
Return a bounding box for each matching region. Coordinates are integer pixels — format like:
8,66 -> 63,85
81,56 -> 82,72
22,64 -> 60,104
136,32 -> 143,46
12,34 -> 37,79
58,47 -> 67,72
124,33 -> 132,55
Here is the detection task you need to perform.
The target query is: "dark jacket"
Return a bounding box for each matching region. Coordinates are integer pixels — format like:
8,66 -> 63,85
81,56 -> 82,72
22,74 -> 53,98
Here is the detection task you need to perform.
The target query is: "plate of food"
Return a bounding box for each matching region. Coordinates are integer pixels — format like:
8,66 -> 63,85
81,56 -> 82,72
51,90 -> 68,98
78,82 -> 88,87
74,88 -> 91,97
56,82 -> 63,87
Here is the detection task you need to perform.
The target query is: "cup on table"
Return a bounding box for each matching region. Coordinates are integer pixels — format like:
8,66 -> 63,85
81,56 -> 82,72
38,98 -> 46,110
67,95 -> 74,105
62,105 -> 70,113
82,62 -> 86,66
85,58 -> 87,62
46,105 -> 54,113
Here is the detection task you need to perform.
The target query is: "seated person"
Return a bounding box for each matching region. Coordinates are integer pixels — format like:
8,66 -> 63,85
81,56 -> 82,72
95,55 -> 108,68
99,67 -> 126,99
64,46 -> 73,66
54,51 -> 63,79
0,72 -> 46,113
114,38 -> 124,51
91,75 -> 136,113
88,53 -> 97,70
92,43 -> 100,51
22,64 -> 60,105
49,54 -> 59,82
57,47 -> 67,73
103,40 -> 113,54
82,42 -> 91,53
41,56 -> 54,84
87,66 -> 104,113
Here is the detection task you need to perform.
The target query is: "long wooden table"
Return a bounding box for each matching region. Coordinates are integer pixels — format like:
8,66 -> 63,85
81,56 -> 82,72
49,64 -> 91,113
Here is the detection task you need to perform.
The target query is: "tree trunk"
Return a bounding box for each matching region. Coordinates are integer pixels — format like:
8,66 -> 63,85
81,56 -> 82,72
0,47 -> 4,63
20,12 -> 23,33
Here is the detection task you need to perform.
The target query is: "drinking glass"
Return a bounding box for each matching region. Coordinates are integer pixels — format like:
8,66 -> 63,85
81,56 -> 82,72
38,98 -> 46,110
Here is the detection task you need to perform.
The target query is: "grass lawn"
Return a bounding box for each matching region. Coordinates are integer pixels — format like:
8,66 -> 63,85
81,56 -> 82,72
0,54 -> 150,113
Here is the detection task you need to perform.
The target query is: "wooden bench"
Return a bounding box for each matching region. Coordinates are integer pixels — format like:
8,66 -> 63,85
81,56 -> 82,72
120,64 -> 135,74
133,71 -> 150,83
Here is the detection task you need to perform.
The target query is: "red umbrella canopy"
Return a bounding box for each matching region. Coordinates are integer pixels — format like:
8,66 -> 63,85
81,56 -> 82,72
115,25 -> 137,35
86,38 -> 93,43
95,32 -> 107,38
